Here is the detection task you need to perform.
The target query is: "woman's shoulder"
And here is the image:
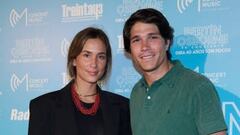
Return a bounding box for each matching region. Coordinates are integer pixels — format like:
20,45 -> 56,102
30,90 -> 62,104
31,82 -> 72,104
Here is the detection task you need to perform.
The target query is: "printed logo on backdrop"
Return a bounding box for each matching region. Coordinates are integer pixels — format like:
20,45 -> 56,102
0,109 -> 2,120
174,25 -> 230,56
117,35 -> 124,54
10,73 -> 48,92
222,102 -> 240,135
10,108 -> 29,121
115,67 -> 140,93
218,88 -> 240,135
115,0 -> 164,23
172,31 -> 228,86
61,3 -> 103,23
177,0 -> 194,13
62,72 -> 71,86
10,38 -> 52,63
184,24 -> 230,54
61,38 -> 70,57
193,66 -> 226,86
203,71 -> 226,86
177,0 -> 225,13
9,8 -> 48,28
195,66 -> 227,86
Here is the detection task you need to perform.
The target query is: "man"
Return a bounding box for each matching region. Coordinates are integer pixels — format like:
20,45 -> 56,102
123,8 -> 227,135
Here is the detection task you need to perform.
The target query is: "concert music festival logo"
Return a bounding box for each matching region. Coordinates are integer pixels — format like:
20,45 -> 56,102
10,74 -> 29,92
177,0 -> 222,13
10,73 -> 48,92
9,8 -> 28,27
177,0 -> 194,13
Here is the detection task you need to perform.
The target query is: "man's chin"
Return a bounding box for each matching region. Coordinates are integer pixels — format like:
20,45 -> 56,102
140,66 -> 156,72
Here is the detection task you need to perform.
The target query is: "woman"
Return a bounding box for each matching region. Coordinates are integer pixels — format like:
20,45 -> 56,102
28,27 -> 132,135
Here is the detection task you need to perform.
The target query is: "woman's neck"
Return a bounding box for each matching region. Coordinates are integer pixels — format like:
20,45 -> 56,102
74,78 -> 98,103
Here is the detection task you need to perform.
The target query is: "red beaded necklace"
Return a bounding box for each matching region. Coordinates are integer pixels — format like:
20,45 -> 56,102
71,84 -> 100,115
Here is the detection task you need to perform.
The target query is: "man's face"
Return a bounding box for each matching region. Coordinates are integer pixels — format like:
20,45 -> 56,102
129,22 -> 169,74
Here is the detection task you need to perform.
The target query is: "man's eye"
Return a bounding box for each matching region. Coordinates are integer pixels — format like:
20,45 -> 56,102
131,38 -> 140,44
149,35 -> 159,40
150,36 -> 158,39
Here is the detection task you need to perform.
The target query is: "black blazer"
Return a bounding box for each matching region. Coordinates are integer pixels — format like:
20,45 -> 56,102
28,81 -> 132,135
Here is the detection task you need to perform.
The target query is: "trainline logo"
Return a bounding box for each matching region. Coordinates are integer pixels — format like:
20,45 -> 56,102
9,8 -> 28,27
61,3 -> 103,22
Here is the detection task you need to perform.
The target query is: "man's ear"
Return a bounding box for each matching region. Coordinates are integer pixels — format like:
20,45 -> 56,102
165,45 -> 169,51
124,51 -> 132,59
165,40 -> 170,51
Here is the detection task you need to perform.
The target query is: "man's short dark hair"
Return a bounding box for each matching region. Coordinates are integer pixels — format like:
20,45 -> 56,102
123,8 -> 174,59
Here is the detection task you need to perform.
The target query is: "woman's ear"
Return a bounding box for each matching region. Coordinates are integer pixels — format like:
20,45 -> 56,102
73,59 -> 76,66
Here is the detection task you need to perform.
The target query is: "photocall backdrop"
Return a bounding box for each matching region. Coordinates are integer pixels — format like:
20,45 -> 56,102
0,0 -> 239,134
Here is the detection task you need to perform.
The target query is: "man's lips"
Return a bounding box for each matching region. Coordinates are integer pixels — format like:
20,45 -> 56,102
140,53 -> 154,59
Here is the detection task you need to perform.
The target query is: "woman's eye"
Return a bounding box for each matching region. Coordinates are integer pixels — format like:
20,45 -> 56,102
83,53 -> 89,57
98,55 -> 106,60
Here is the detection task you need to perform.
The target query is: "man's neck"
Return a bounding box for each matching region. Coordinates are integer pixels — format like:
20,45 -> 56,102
143,60 -> 173,86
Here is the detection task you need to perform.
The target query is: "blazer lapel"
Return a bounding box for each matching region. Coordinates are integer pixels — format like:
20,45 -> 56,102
54,82 -> 79,135
100,91 -> 120,135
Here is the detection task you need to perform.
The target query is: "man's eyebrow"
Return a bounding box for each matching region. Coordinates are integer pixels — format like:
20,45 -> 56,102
148,32 -> 160,36
130,35 -> 140,40
130,33 -> 160,40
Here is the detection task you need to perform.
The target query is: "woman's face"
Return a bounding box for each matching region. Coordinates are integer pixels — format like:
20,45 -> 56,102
73,38 -> 107,84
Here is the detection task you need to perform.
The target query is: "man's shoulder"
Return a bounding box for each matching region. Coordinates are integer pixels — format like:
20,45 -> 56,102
180,66 -> 211,83
133,78 -> 144,88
